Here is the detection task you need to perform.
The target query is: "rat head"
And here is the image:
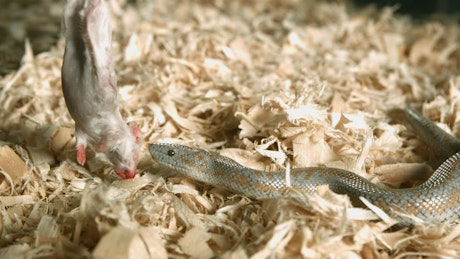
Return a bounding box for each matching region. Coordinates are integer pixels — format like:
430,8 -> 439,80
107,124 -> 142,179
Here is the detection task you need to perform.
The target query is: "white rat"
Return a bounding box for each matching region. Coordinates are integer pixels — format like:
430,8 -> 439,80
61,0 -> 141,179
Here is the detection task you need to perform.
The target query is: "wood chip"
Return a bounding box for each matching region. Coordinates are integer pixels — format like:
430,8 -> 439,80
1,0 -> 460,257
0,145 -> 29,184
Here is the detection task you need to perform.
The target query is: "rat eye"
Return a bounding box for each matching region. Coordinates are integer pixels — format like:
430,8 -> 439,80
167,150 -> 175,157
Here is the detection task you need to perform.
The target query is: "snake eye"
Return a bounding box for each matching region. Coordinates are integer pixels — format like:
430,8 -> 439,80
167,149 -> 175,157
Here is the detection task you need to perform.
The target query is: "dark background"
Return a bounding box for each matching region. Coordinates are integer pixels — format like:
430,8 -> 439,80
354,0 -> 460,17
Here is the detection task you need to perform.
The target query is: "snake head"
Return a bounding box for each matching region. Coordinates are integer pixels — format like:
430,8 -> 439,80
149,143 -> 249,184
149,143 -> 205,173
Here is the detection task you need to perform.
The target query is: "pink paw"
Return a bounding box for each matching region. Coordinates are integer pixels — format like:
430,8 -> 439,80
130,124 -> 142,143
77,145 -> 86,165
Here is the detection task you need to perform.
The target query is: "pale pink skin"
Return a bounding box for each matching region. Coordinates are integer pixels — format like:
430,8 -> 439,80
61,0 -> 141,179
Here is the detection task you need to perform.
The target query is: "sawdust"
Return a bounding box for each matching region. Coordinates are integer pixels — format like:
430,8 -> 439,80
1,0 -> 460,257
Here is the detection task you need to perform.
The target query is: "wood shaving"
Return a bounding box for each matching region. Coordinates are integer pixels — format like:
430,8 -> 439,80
1,0 -> 460,257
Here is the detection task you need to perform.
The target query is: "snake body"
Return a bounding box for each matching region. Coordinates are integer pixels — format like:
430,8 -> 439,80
149,106 -> 460,224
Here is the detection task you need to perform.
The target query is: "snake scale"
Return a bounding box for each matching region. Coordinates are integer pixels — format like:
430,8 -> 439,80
149,106 -> 460,224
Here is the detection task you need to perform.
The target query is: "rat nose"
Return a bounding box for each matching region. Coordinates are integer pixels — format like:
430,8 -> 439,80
116,169 -> 135,179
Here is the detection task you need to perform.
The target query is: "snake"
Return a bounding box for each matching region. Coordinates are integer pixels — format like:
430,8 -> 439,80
149,106 -> 460,224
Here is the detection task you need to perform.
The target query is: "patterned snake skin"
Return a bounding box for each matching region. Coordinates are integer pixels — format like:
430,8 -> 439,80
149,106 -> 460,224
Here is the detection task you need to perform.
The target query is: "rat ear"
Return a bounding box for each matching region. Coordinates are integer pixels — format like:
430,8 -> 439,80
130,124 -> 142,143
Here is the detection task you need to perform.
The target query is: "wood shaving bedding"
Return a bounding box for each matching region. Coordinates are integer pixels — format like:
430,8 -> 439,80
1,0 -> 460,257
